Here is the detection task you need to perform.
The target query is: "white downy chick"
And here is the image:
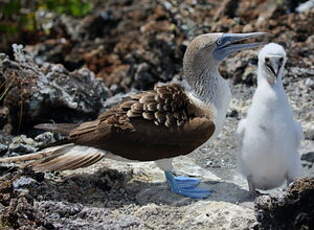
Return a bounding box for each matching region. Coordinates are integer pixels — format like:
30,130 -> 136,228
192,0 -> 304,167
236,43 -> 303,194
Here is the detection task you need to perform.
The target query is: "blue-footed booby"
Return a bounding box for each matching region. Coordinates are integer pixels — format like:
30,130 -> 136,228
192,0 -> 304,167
0,33 -> 265,199
236,43 -> 303,195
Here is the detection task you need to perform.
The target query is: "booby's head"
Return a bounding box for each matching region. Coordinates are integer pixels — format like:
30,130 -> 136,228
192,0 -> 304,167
258,43 -> 286,85
183,32 -> 265,87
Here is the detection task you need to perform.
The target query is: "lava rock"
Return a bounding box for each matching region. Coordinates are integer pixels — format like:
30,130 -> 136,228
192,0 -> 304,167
255,177 -> 314,229
8,135 -> 38,154
0,144 -> 7,156
301,152 -> 314,163
0,132 -> 11,156
0,172 -> 54,229
34,131 -> 62,147
26,0 -> 186,94
0,46 -> 110,134
13,176 -> 38,189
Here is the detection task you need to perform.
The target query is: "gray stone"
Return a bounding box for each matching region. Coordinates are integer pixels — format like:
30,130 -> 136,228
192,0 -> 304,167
13,176 -> 38,189
0,143 -> 8,155
8,135 -> 38,154
1,47 -> 110,132
301,152 -> 314,163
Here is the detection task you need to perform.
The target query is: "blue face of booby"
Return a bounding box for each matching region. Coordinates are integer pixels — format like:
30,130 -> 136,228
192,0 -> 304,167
213,32 -> 266,62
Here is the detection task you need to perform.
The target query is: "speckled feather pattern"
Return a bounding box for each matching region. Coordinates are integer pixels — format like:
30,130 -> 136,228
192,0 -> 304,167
69,83 -> 206,142
103,83 -> 190,128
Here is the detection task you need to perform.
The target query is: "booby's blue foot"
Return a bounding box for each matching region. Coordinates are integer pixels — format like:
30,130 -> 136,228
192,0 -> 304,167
164,171 -> 212,199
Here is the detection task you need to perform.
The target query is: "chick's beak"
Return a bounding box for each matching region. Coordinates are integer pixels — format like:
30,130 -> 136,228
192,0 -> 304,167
265,56 -> 284,84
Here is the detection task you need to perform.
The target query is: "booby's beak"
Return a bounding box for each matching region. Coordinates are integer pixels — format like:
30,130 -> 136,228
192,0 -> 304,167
214,32 -> 266,61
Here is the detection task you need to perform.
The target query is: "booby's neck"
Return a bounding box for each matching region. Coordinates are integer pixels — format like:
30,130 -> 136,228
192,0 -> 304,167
185,65 -> 229,111
184,64 -> 231,137
182,42 -> 232,137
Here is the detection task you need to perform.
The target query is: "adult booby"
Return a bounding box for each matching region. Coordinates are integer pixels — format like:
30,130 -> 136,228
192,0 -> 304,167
236,43 -> 303,195
1,33 -> 265,199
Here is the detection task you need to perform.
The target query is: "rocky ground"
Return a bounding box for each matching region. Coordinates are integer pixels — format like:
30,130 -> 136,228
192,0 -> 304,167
0,0 -> 313,229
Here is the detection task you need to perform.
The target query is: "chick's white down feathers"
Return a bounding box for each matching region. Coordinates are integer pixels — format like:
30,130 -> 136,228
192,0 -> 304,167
236,43 -> 303,191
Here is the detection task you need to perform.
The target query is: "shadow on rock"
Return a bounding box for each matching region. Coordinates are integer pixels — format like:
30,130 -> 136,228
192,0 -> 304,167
1,165 -> 250,207
135,179 -> 250,207
30,168 -> 136,207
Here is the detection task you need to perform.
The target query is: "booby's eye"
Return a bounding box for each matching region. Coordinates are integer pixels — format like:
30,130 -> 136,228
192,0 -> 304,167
279,57 -> 284,64
216,39 -> 223,46
265,57 -> 270,63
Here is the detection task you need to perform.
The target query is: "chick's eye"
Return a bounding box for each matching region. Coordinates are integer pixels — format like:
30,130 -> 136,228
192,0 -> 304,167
279,57 -> 284,63
265,57 -> 270,63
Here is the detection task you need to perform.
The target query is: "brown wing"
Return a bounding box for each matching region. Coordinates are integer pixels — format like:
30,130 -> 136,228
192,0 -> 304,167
69,83 -> 215,161
0,83 -> 215,171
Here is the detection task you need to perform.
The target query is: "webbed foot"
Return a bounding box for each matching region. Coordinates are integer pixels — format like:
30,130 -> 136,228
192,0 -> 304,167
165,171 -> 212,199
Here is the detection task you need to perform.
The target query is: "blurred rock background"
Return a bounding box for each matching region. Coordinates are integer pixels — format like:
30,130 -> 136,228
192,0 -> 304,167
0,0 -> 313,229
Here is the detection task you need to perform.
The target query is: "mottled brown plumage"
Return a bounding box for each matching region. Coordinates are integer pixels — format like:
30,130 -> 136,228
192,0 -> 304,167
64,83 -> 214,161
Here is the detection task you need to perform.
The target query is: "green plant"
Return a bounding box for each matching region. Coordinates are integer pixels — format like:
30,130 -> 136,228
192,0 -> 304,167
39,0 -> 93,17
0,0 -> 93,39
